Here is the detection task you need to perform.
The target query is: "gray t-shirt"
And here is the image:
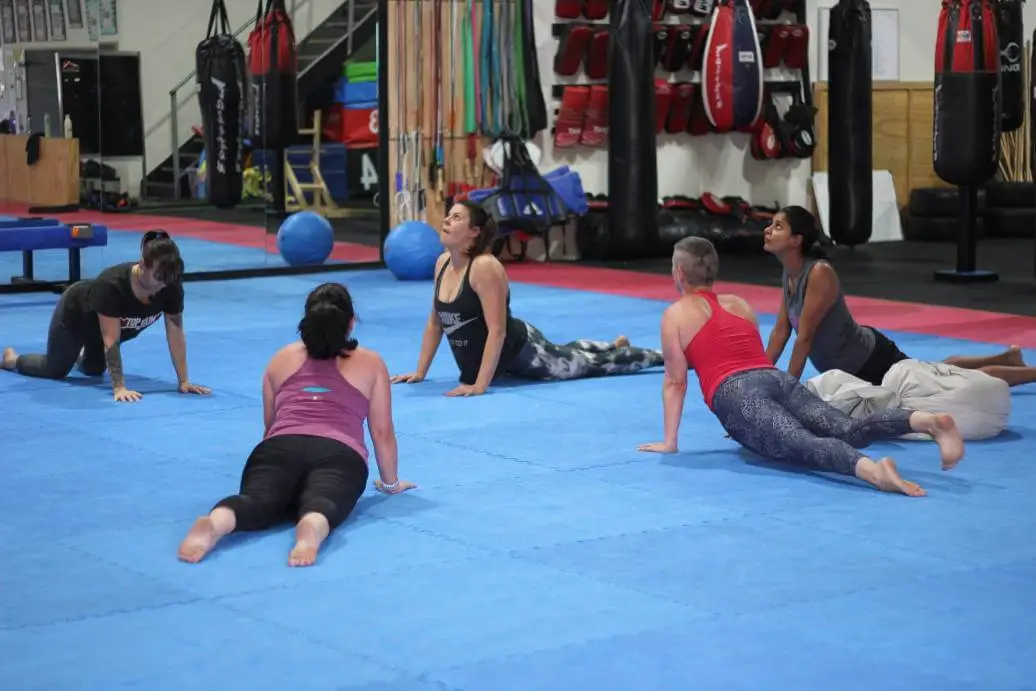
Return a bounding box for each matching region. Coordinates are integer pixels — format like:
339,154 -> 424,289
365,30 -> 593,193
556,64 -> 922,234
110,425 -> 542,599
782,259 -> 875,375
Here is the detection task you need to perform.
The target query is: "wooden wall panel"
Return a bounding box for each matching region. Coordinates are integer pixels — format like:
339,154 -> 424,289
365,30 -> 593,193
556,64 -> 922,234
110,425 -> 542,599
812,82 -> 947,209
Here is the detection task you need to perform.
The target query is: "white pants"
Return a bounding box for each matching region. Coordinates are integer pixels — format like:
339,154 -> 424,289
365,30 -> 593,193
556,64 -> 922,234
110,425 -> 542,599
806,359 -> 1011,441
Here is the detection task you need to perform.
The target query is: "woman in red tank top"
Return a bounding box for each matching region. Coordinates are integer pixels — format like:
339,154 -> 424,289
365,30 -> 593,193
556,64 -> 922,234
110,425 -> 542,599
637,237 -> 966,497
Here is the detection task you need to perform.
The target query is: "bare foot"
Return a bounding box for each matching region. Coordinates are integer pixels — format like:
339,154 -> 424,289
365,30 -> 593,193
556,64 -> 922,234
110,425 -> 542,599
1006,345 -> 1026,367
930,413 -> 965,470
1,347 -> 17,371
288,520 -> 320,567
177,517 -> 219,563
614,335 -> 630,349
871,458 -> 926,497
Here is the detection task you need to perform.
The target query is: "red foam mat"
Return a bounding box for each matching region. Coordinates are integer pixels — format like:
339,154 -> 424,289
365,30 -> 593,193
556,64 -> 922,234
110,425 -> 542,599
507,263 -> 1036,348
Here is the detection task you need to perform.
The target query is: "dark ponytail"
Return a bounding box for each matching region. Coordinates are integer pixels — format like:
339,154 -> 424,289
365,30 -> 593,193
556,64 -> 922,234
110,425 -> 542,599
779,205 -> 827,260
298,282 -> 359,359
140,230 -> 184,284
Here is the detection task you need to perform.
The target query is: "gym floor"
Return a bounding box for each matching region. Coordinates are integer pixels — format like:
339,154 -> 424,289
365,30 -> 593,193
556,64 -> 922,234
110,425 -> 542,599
2,206 -> 1035,690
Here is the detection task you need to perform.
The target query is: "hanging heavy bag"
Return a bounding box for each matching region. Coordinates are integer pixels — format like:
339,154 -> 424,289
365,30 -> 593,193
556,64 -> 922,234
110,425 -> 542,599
196,0 -> 247,209
996,0 -> 1025,132
247,0 -> 298,150
608,0 -> 660,258
1031,27 -> 1036,181
701,0 -> 764,132
826,0 -> 873,247
519,0 -> 548,136
933,0 -> 1001,187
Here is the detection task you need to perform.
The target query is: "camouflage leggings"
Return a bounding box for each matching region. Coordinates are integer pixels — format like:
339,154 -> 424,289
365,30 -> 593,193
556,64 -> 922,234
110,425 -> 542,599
505,321 -> 664,381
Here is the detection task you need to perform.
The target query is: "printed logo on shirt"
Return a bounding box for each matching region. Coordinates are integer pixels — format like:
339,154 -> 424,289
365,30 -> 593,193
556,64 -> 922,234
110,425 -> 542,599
121,314 -> 162,332
439,311 -> 477,336
302,386 -> 331,393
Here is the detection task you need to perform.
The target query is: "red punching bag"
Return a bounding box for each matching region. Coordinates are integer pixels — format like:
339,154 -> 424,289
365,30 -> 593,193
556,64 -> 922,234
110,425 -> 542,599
932,0 -> 1001,187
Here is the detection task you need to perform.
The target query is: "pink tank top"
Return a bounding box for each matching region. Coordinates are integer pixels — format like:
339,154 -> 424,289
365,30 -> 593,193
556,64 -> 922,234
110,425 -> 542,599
264,357 -> 371,462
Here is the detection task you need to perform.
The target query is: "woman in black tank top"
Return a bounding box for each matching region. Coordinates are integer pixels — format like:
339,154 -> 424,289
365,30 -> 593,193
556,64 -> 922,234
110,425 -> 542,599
764,206 -> 1036,388
391,200 -> 664,396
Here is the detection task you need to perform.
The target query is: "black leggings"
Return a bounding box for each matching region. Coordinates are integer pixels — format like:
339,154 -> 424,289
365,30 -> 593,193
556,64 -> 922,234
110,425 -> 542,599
215,434 -> 369,532
15,289 -> 106,379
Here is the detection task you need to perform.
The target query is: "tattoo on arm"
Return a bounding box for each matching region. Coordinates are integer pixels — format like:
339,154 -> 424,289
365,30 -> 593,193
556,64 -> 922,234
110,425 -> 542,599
105,343 -> 125,390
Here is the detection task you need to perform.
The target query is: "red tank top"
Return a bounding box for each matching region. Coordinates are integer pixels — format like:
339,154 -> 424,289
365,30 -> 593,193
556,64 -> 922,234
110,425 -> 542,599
683,291 -> 774,409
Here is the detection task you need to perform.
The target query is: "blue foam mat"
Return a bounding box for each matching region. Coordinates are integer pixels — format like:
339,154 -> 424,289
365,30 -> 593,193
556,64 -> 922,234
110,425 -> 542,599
0,226 -> 357,282
1,269 -> 1034,690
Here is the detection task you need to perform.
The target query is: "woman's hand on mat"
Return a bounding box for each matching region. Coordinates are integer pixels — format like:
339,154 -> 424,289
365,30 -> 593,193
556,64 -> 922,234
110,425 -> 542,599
638,441 -> 678,454
391,372 -> 425,384
445,384 -> 486,397
178,381 -> 212,395
374,479 -> 417,495
113,387 -> 143,403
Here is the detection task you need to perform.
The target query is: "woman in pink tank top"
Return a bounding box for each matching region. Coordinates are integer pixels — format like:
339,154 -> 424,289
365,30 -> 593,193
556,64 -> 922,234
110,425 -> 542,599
638,237 -> 966,498
177,283 -> 416,567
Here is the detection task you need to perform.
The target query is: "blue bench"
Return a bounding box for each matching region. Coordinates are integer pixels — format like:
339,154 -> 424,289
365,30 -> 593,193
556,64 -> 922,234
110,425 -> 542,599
0,217 -> 109,288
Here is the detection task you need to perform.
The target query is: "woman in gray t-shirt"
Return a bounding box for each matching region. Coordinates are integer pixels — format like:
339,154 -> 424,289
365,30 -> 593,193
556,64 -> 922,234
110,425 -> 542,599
762,206 -> 1036,388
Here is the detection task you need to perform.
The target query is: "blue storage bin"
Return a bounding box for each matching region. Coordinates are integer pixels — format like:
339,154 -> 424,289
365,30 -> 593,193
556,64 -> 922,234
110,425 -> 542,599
334,78 -> 378,106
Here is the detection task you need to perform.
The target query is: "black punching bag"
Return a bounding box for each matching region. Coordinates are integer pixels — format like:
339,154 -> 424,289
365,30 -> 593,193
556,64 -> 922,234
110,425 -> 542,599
996,0 -> 1025,132
933,0 -> 1001,187
1031,27 -> 1036,180
608,0 -> 659,258
196,0 -> 246,209
826,0 -> 873,247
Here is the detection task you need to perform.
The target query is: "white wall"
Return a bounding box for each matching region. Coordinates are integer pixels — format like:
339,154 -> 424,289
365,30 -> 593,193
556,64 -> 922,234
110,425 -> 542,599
119,0 -> 347,194
2,0 -> 347,195
530,0 -> 1036,208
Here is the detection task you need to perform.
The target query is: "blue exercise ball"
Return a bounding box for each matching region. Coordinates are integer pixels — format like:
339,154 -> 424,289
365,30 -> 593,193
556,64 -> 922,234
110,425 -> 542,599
277,211 -> 335,266
384,220 -> 444,280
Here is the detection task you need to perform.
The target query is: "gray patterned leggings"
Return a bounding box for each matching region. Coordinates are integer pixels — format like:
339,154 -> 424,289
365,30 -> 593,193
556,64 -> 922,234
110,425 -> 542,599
506,321 -> 664,380
711,368 -> 914,476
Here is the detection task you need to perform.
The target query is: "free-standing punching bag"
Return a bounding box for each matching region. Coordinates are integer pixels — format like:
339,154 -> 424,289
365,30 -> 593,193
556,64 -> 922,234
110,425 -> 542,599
826,0 -> 872,247
607,0 -> 659,258
196,0 -> 247,209
996,0 -> 1026,132
932,0 -> 1001,283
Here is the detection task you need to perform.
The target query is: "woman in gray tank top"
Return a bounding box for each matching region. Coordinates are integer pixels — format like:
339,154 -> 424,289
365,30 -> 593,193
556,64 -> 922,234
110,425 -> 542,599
763,206 -> 1036,388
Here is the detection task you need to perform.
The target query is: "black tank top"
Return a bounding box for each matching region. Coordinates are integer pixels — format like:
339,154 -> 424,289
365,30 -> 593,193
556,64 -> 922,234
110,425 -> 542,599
434,258 -> 528,385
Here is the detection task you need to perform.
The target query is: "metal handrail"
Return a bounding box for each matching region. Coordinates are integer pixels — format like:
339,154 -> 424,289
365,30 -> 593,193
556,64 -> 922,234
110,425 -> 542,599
167,0 -> 310,199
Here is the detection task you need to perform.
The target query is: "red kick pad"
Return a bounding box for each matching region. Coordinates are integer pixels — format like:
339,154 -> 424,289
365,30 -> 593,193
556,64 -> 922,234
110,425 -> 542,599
580,85 -> 610,146
554,25 -> 594,76
583,0 -> 609,19
555,0 -> 584,19
666,83 -> 695,133
782,24 -> 809,69
655,80 -> 674,134
585,29 -> 610,80
553,85 -> 591,149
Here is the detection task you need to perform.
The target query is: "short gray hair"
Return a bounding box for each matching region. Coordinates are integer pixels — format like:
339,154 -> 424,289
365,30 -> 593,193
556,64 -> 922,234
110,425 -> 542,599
673,236 -> 719,286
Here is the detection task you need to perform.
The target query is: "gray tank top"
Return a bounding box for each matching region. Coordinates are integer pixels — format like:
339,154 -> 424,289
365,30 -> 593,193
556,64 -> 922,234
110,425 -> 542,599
782,259 -> 875,375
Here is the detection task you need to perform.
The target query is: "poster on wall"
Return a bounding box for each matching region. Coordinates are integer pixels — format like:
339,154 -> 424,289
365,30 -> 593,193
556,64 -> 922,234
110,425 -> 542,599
31,0 -> 49,42
48,0 -> 66,41
14,0 -> 32,43
1,0 -> 17,46
98,0 -> 115,36
65,0 -> 81,29
83,0 -> 97,40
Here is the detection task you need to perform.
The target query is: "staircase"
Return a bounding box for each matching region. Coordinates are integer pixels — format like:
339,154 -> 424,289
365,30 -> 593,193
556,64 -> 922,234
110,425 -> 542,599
145,0 -> 378,203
